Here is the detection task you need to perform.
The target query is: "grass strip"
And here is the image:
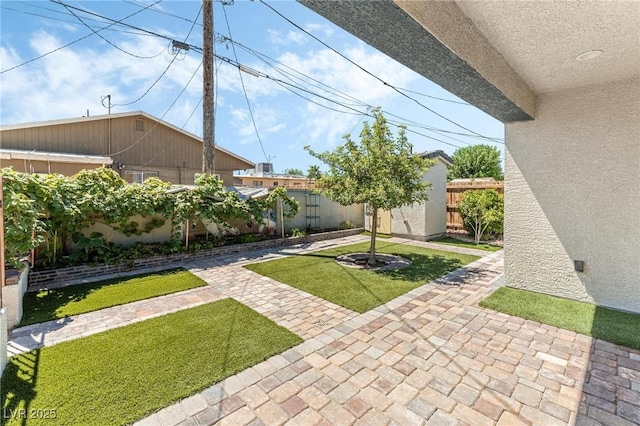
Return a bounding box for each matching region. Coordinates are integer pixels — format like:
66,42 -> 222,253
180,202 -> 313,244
2,298 -> 303,425
245,240 -> 479,313
22,268 -> 207,325
480,287 -> 640,349
431,237 -> 501,252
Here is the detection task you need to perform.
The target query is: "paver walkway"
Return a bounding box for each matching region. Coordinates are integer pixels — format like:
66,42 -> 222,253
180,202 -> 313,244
7,236 -> 640,425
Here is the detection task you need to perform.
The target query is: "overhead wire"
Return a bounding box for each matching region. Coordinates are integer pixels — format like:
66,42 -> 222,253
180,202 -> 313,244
213,54 -> 465,149
221,3 -> 269,163
6,1 -> 498,151
1,0 -> 161,75
258,0 -> 503,144
111,4 -> 202,108
61,2 -> 165,59
225,36 -> 476,146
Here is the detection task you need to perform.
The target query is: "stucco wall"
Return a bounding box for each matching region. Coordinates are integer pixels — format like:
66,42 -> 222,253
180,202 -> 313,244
284,190 -> 364,231
1,308 -> 7,375
505,77 -> 640,313
389,160 -> 447,240
2,265 -> 30,329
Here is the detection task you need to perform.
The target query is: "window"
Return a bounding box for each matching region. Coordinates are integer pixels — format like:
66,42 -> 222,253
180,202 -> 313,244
135,119 -> 144,132
125,170 -> 159,183
273,182 -> 279,186
252,181 -> 263,187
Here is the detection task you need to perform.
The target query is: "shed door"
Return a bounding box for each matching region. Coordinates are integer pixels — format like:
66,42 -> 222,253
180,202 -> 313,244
377,209 -> 392,234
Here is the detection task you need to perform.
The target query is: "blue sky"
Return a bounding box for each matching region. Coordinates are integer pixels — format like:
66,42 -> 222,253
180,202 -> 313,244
0,0 -> 504,174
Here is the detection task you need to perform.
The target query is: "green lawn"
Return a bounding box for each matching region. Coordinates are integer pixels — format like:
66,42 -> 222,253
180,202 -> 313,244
431,237 -> 502,252
1,299 -> 302,426
480,287 -> 640,350
245,240 -> 479,313
21,268 -> 207,326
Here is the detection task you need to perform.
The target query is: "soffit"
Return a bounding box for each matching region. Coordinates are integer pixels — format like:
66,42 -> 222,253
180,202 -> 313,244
455,0 -> 640,94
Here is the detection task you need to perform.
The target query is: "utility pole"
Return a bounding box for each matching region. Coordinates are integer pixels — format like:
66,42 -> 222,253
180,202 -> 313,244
202,0 -> 215,174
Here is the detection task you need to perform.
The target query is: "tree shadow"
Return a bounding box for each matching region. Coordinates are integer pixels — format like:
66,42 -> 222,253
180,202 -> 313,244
21,268 -> 185,326
1,349 -> 40,426
380,253 -> 467,284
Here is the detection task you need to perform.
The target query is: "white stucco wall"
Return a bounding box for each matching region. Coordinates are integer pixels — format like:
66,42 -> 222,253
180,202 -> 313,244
284,190 -> 364,231
1,265 -> 30,329
505,77 -> 640,313
391,159 -> 448,240
1,308 -> 7,375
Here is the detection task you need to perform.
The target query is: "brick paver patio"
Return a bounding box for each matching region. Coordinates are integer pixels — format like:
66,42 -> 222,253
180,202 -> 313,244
7,235 -> 640,425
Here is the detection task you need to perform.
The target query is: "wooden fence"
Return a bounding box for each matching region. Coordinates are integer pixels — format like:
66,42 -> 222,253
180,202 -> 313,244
446,179 -> 504,231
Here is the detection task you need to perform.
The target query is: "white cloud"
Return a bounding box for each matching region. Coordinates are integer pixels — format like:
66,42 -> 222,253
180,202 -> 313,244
304,23 -> 334,38
267,29 -> 306,47
0,30 -> 204,127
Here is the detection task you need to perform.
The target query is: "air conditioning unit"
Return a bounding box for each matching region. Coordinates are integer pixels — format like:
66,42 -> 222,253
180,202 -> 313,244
256,163 -> 273,174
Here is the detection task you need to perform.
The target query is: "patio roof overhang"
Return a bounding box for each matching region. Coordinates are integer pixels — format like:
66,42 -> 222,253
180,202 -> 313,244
298,1 -> 639,123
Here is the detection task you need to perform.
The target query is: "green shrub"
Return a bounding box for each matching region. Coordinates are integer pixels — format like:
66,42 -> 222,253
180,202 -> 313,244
458,189 -> 503,243
289,228 -> 306,237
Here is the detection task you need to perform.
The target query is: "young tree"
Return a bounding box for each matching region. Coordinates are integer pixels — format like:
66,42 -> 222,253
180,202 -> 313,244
448,144 -> 504,181
283,168 -> 303,176
305,108 -> 433,265
458,189 -> 504,243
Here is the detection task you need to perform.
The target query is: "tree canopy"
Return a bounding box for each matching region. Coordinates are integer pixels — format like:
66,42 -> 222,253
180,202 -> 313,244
305,108 -> 433,264
448,144 -> 503,181
306,165 -> 322,180
283,168 -> 303,176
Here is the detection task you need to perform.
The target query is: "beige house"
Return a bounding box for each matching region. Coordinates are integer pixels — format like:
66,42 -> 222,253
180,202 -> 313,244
302,2 -> 640,313
0,111 -> 254,186
234,162 -> 315,189
364,150 -> 452,240
233,174 -> 314,189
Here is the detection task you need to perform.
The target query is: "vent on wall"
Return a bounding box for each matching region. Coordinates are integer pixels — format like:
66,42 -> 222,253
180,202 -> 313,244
135,119 -> 144,132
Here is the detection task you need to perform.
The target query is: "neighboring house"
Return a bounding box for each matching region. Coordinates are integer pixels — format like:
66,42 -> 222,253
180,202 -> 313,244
364,150 -> 452,240
303,2 -> 640,313
0,111 -> 254,186
234,163 -> 315,189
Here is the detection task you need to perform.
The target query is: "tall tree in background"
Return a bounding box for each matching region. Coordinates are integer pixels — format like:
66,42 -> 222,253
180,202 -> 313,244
448,144 -> 503,181
305,108 -> 433,265
283,168 -> 303,176
306,165 -> 322,180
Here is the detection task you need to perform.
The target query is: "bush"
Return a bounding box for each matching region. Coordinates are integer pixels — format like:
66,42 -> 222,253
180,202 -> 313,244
289,228 -> 306,237
458,189 -> 503,243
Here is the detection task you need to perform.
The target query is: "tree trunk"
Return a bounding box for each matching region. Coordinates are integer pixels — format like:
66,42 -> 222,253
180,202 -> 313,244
369,208 -> 378,265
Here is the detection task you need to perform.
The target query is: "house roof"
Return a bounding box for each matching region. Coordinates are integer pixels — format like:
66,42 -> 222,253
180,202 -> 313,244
417,150 -> 453,167
0,111 -> 255,169
0,148 -> 112,165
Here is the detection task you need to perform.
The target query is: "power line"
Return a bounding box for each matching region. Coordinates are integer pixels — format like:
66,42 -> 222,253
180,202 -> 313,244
61,2 -> 165,59
221,4 -> 269,163
3,3 -> 156,38
222,37 -> 478,146
111,5 -> 202,108
258,0 -> 503,144
222,34 -> 500,145
1,0 -> 161,75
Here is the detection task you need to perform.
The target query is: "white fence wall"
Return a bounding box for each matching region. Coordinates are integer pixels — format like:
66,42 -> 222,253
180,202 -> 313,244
282,189 -> 364,232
